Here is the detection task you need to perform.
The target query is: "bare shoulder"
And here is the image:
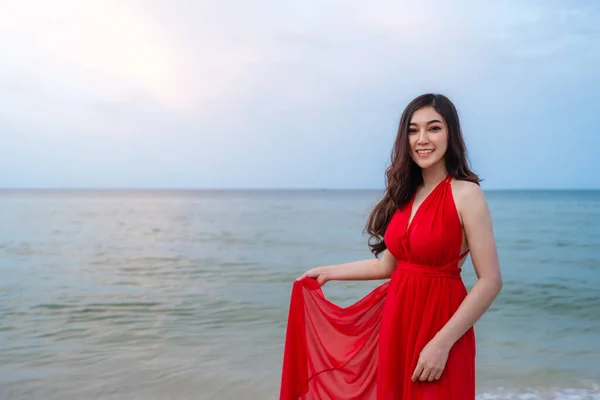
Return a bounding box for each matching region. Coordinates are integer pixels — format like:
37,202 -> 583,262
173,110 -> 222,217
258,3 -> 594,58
451,179 -> 486,205
450,179 -> 490,223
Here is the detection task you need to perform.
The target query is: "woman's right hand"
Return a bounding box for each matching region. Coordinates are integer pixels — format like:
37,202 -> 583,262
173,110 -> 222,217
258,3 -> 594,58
296,266 -> 330,286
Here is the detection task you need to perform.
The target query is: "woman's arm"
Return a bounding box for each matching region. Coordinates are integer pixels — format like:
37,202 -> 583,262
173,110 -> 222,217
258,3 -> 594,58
297,249 -> 397,285
412,181 -> 503,382
433,182 -> 503,347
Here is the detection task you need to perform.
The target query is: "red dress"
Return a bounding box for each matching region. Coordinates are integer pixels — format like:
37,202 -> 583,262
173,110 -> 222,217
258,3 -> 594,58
280,174 -> 476,400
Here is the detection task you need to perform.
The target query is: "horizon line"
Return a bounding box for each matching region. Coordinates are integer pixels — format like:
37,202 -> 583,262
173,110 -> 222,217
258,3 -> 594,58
0,187 -> 599,192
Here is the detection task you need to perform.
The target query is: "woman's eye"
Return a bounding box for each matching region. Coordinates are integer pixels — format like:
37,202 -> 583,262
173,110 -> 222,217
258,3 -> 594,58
430,126 -> 441,132
408,128 -> 418,134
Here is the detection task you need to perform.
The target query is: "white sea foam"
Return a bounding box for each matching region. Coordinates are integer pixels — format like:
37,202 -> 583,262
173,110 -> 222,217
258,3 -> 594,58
477,384 -> 600,400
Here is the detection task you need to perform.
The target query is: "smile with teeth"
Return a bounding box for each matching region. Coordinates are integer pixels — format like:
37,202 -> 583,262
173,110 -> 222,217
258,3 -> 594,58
416,149 -> 434,154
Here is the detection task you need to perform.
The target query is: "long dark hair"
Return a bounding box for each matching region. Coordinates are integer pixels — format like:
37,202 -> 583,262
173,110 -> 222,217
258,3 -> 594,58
364,93 -> 481,257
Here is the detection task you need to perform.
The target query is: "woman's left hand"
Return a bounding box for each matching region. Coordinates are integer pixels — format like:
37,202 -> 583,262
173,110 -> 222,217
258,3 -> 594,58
411,337 -> 451,382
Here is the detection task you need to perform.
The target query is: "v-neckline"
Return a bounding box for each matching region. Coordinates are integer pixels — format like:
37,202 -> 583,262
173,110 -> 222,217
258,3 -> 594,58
404,174 -> 451,236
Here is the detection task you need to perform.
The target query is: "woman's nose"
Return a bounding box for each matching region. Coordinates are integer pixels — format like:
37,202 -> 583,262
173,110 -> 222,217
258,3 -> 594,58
416,131 -> 429,144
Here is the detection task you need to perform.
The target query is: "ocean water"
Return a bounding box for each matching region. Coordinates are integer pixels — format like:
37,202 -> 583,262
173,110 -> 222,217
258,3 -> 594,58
0,188 -> 599,400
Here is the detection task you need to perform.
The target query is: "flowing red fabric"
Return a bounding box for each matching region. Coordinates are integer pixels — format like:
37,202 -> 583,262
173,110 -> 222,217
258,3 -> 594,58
280,175 -> 476,400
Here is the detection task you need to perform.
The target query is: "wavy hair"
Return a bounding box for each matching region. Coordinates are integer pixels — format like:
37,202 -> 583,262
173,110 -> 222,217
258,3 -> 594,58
364,93 -> 481,257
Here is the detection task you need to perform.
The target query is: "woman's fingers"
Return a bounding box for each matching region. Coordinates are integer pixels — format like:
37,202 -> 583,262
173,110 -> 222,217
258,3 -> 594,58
316,274 -> 329,286
412,361 -> 443,383
411,363 -> 424,382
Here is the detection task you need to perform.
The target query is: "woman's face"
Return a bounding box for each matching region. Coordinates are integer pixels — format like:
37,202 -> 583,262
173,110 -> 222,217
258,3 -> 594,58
408,106 -> 448,169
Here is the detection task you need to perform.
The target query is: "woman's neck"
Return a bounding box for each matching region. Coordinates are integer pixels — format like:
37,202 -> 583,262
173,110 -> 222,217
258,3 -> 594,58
420,162 -> 448,189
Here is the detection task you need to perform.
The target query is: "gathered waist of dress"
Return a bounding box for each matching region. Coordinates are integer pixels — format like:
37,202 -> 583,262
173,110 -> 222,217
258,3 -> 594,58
394,259 -> 464,279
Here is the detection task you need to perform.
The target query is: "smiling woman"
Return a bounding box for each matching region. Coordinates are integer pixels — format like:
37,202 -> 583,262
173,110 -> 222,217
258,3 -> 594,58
409,110 -> 447,163
285,93 -> 503,399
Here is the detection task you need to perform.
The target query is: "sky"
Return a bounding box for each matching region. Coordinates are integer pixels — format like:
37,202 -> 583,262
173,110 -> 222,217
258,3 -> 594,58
1,0 -> 599,190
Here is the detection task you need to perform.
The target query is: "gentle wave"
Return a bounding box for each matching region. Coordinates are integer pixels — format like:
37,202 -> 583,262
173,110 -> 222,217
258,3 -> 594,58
477,386 -> 600,400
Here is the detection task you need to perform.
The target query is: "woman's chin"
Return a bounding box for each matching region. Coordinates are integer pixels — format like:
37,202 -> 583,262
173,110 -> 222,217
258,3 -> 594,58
412,158 -> 442,170
413,160 -> 434,169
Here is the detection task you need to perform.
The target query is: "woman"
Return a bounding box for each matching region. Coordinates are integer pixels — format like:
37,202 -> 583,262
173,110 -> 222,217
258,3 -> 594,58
280,93 -> 503,399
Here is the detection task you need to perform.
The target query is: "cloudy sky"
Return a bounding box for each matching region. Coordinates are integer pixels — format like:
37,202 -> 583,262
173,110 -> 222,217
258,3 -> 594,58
1,0 -> 599,189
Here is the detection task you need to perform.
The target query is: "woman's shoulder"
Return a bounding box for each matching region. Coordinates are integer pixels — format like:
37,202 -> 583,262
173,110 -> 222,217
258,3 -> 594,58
450,178 -> 483,196
450,178 -> 489,217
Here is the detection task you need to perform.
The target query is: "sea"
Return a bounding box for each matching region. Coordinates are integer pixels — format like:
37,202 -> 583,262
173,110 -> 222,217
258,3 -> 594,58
0,188 -> 599,400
